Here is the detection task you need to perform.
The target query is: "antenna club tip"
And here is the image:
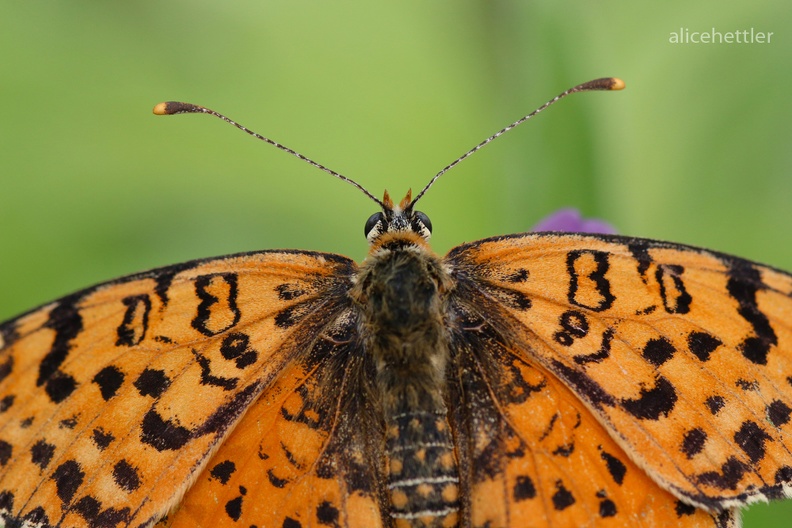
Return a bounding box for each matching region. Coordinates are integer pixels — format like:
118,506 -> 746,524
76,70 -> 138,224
572,77 -> 626,93
152,101 -> 203,116
152,102 -> 170,115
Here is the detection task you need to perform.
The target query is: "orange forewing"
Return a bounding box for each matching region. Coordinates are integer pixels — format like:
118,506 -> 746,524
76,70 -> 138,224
0,250 -> 355,527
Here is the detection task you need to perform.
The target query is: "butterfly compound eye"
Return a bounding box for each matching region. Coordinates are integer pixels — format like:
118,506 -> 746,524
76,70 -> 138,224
365,212 -> 386,240
413,211 -> 432,239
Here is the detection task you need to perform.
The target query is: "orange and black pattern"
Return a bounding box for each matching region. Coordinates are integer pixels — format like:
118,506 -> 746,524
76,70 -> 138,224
2,229 -> 791,527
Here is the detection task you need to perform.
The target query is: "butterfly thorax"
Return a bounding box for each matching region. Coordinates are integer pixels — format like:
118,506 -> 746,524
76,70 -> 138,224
351,232 -> 460,527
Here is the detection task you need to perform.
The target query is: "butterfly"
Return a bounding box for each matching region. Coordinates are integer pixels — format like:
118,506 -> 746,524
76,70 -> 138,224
1,77 -> 790,528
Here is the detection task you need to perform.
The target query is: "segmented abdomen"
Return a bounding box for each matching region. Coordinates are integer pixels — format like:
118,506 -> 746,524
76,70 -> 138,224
386,408 -> 460,527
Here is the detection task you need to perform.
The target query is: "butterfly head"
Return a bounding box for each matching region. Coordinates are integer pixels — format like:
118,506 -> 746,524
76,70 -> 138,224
364,190 -> 432,244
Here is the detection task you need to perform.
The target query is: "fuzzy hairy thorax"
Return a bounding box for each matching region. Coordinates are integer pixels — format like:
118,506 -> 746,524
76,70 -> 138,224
350,232 -> 454,415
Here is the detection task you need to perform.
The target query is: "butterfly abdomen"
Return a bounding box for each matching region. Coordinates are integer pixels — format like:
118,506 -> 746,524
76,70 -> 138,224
352,240 -> 460,526
385,410 -> 459,527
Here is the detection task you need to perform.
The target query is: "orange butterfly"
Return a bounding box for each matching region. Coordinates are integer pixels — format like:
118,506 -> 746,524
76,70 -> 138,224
1,77 -> 790,528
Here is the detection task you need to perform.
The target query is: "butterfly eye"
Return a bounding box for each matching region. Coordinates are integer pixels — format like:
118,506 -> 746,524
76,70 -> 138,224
413,210 -> 432,239
364,212 -> 386,240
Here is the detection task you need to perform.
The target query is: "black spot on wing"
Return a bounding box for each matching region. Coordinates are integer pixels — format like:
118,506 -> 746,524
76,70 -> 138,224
52,459 -> 84,504
513,475 -> 536,501
551,481 -> 575,510
555,310 -> 589,348
210,460 -> 236,485
768,400 -> 792,427
220,332 -> 258,369
316,500 -> 340,526
642,337 -> 676,367
736,379 -> 758,391
0,440 -> 12,466
22,507 -> 51,526
681,428 -> 707,459
0,491 -> 14,515
59,416 -> 78,429
112,460 -> 141,492
599,498 -> 617,517
636,305 -> 657,315
73,496 -> 131,528
225,495 -> 243,522
140,409 -> 191,451
599,448 -> 626,485
92,428 -> 114,450
31,440 -> 56,469
734,420 -> 772,463
697,457 -> 747,490
675,500 -> 696,517
621,376 -> 677,420
687,332 -> 721,362
0,395 -> 14,413
775,466 -> 792,484
45,372 -> 77,405
134,368 -> 171,398
92,366 -> 125,401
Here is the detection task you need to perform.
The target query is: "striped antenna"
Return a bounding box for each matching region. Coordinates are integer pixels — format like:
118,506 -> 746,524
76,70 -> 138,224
410,77 -> 625,207
153,101 -> 385,209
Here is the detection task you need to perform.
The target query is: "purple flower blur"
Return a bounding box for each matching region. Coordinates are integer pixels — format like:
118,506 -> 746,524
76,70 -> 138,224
531,208 -> 617,235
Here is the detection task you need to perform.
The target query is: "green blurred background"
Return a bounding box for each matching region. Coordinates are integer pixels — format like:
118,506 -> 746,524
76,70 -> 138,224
1,1 -> 790,524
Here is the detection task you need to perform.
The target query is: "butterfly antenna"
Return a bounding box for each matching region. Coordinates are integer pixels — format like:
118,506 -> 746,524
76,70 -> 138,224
153,101 -> 386,209
411,77 -> 625,206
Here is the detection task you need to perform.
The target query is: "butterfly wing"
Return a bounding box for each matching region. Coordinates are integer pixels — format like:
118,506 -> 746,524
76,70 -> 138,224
0,249 -> 358,527
445,232 -> 792,524
445,300 -> 734,527
155,304 -> 390,528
